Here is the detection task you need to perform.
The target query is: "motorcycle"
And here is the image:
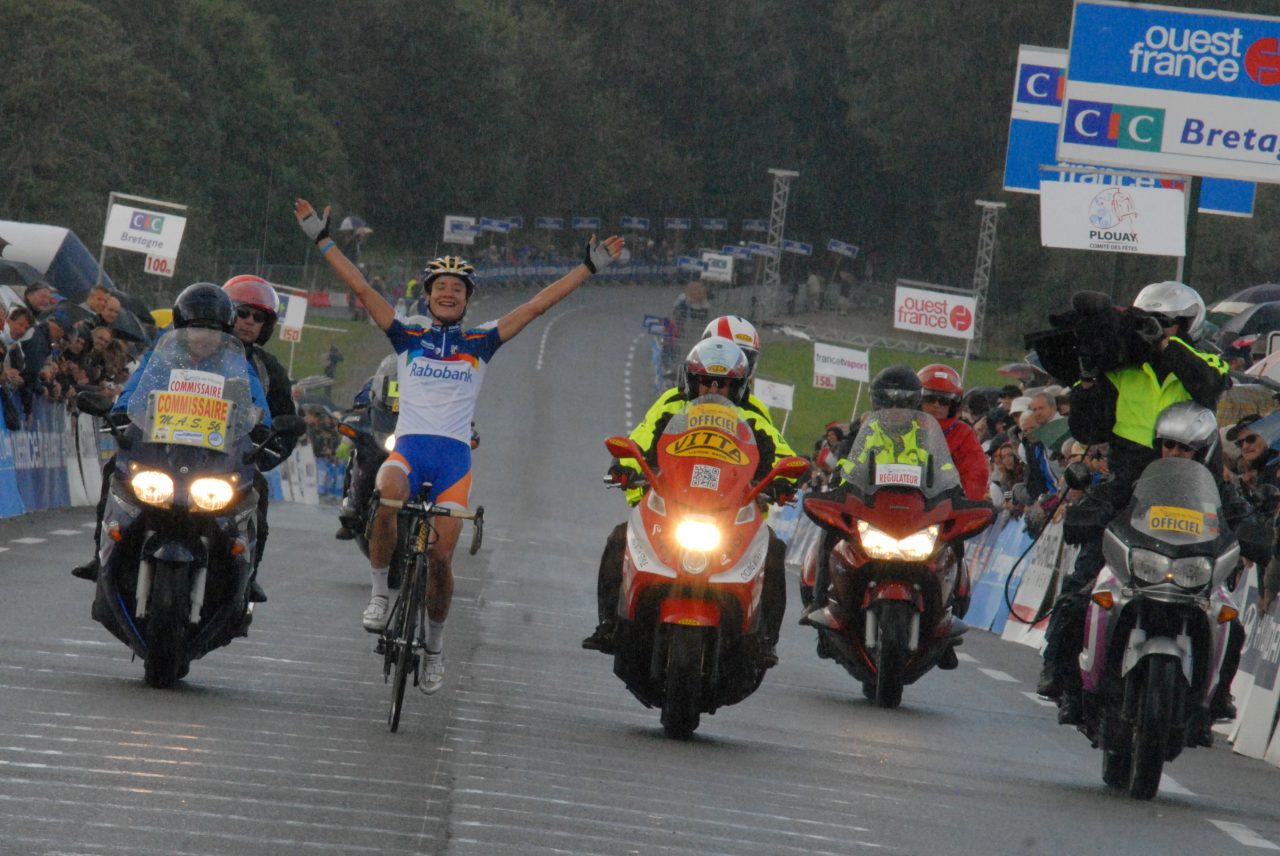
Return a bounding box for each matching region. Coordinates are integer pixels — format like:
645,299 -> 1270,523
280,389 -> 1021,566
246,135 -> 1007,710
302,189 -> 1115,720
1079,456 -> 1240,799
604,394 -> 809,739
801,409 -> 993,708
77,329 -> 304,688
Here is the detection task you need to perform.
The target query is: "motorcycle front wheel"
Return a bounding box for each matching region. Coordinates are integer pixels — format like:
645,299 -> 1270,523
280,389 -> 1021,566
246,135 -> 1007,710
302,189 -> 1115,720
661,625 -> 705,740
873,601 -> 913,709
1129,655 -> 1181,800
143,561 -> 192,689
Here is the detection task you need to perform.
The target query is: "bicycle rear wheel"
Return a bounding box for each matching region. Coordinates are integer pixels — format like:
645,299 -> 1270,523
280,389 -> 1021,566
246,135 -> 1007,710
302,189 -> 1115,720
388,553 -> 427,732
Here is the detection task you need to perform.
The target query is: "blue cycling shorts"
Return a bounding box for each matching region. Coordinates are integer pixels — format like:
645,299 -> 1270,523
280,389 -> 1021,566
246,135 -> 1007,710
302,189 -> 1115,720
384,434 -> 472,510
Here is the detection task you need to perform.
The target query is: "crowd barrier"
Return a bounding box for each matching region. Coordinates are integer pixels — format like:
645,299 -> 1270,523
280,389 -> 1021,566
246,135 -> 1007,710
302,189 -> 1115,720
782,491 -> 1280,768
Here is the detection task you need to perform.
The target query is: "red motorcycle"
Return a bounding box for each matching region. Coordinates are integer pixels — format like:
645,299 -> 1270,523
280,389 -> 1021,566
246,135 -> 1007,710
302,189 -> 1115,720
604,394 -> 809,739
801,409 -> 993,708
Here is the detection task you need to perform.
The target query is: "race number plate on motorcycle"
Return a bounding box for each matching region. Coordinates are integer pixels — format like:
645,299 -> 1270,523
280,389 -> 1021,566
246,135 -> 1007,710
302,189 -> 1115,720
146,390 -> 233,450
875,463 -> 922,488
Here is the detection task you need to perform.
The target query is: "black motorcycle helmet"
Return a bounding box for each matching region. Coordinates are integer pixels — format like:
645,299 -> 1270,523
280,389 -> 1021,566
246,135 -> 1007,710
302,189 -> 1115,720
870,364 -> 923,409
173,282 -> 235,332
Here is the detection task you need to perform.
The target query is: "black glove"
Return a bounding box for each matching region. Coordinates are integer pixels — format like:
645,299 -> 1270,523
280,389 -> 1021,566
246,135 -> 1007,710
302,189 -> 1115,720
107,411 -> 132,430
759,482 -> 796,505
607,463 -> 635,488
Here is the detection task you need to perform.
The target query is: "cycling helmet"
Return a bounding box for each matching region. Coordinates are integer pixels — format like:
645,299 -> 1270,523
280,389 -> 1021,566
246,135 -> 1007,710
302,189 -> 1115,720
172,283 -> 234,332
1132,281 -> 1206,341
1154,401 -> 1218,461
917,363 -> 963,415
680,336 -> 750,401
222,274 -> 281,344
701,315 -> 760,375
422,256 -> 477,299
870,364 -> 923,410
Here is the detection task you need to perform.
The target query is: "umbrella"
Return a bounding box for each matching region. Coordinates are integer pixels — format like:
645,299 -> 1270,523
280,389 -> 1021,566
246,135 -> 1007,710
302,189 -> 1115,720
111,289 -> 153,321
110,307 -> 151,344
1032,417 -> 1072,453
338,216 -> 373,238
0,259 -> 43,286
997,362 -> 1046,383
39,302 -> 95,329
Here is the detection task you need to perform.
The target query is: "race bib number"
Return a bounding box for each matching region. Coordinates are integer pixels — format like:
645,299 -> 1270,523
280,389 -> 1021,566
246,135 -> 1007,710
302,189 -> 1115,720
1147,506 -> 1205,537
167,368 -> 226,398
875,463 -> 922,488
685,402 -> 738,435
690,464 -> 722,491
147,390 -> 232,450
668,431 -> 748,465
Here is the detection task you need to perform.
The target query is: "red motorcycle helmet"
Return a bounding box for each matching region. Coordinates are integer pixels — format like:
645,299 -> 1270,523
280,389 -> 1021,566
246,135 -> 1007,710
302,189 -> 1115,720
917,363 -> 963,415
222,275 -> 281,345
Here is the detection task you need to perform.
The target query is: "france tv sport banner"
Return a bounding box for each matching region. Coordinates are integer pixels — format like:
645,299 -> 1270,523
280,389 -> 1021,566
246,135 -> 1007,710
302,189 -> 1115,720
1059,2 -> 1280,184
1040,179 -> 1186,256
892,284 -> 976,340
1004,44 -> 1254,216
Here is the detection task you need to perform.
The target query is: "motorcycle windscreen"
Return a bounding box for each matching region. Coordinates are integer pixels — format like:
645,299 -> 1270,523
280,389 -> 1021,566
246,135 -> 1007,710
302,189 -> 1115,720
126,328 -> 259,453
1123,457 -> 1223,547
655,394 -> 760,509
840,409 -> 961,498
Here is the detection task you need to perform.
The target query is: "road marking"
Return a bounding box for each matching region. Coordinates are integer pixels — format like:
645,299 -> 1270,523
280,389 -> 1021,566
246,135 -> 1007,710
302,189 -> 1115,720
11,538 -> 45,545
1021,692 -> 1056,708
48,530 -> 81,536
535,306 -> 584,371
1208,820 -> 1280,850
956,652 -> 979,664
978,667 -> 1019,682
1160,774 -> 1193,796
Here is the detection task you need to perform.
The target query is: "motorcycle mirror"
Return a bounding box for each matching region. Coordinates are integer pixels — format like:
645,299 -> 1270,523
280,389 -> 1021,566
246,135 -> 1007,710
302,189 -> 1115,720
746,456 -> 810,505
75,390 -> 114,417
337,423 -> 359,440
802,496 -> 856,536
604,435 -> 658,488
948,505 -> 995,539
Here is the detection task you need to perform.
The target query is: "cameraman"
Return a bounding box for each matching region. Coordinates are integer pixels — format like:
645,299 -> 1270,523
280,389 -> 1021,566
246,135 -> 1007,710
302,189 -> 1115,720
1037,282 -> 1230,724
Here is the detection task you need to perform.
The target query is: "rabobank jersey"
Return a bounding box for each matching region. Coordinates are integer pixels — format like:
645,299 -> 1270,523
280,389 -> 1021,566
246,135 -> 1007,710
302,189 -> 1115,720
385,317 -> 503,443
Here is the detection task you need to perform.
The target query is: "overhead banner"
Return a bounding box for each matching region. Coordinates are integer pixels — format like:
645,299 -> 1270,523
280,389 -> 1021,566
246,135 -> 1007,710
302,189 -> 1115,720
1004,43 -> 1255,215
102,203 -> 187,258
892,284 -> 977,340
782,240 -> 813,256
443,215 -> 478,245
1040,180 -> 1187,256
699,252 -> 733,283
1059,1 -> 1280,183
754,378 -> 794,411
813,342 -> 870,383
827,239 -> 860,259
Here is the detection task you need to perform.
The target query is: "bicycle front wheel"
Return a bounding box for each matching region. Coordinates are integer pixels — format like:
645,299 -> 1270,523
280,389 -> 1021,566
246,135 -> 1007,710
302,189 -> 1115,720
388,553 -> 427,732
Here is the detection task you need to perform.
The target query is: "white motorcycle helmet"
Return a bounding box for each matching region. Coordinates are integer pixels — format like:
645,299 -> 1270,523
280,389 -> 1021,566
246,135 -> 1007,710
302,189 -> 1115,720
1132,281 -> 1206,342
1153,401 -> 1218,462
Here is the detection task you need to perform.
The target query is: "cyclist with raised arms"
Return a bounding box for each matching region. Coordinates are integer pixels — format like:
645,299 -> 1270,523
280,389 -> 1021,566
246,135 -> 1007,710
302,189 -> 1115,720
296,198 -> 623,693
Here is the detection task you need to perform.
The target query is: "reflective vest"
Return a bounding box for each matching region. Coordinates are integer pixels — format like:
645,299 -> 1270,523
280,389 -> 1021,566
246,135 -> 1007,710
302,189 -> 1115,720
1107,362 -> 1191,448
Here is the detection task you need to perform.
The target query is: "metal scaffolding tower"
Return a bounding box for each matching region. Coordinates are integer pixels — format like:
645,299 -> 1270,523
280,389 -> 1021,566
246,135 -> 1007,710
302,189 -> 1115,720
970,200 -> 1005,355
755,168 -> 799,315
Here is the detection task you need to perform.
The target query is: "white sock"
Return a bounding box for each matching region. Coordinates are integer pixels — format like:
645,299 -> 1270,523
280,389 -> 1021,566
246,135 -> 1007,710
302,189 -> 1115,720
426,620 -> 446,653
371,567 -> 389,600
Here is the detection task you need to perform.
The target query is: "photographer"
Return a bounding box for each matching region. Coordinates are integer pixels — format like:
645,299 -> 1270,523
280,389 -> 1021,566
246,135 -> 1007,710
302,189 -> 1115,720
1034,282 -> 1230,725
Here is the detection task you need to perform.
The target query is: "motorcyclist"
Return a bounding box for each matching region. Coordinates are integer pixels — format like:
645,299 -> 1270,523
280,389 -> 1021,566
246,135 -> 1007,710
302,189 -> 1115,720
297,197 -> 623,694
1038,282 -> 1230,725
582,317 -> 797,660
70,284 -> 274,593
334,353 -> 397,540
222,275 -> 298,599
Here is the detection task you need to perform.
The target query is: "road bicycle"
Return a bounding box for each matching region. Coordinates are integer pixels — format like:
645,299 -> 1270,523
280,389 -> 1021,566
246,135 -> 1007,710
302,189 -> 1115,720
377,484 -> 483,731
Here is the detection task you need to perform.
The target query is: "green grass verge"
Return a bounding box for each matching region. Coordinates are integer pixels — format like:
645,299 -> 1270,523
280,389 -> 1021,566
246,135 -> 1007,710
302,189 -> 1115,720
264,315 -> 391,406
755,340 -> 1009,452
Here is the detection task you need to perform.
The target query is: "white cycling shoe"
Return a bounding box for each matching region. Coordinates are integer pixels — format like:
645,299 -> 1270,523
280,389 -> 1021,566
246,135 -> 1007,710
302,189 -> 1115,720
362,595 -> 389,633
421,650 -> 445,694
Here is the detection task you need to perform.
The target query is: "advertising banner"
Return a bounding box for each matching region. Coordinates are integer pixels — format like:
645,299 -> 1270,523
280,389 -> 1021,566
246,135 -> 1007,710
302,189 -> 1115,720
572,216 -> 601,231
813,342 -> 870,382
747,241 -> 779,258
677,255 -> 707,272
443,215 -> 478,245
479,217 -> 510,234
620,216 -> 650,230
1060,1 -> 1280,183
102,204 -> 187,258
699,252 -> 733,283
892,284 -> 977,340
782,240 -> 813,256
1040,179 -> 1187,255
0,418 -> 25,518
535,217 -> 564,230
742,219 -> 769,233
754,378 -> 794,412
664,217 -> 691,230
10,399 -> 71,512
827,239 -> 860,259
701,218 -> 728,231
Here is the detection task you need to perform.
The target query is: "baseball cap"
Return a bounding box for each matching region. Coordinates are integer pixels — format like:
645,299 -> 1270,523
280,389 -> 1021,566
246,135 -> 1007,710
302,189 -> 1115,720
1227,414 -> 1263,442
1009,396 -> 1033,417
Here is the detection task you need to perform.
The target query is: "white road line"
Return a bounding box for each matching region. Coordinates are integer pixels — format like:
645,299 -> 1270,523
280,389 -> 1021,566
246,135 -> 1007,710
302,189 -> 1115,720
535,306 -> 585,371
956,652 -> 979,664
1208,820 -> 1280,850
1159,774 -> 1193,796
80,522 -> 96,529
1021,692 -> 1056,708
48,530 -> 81,536
978,668 -> 1019,683
11,538 -> 45,545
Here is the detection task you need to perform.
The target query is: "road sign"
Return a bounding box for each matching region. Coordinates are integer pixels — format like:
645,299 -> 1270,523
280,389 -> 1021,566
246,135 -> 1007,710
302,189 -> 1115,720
1059,1 -> 1280,183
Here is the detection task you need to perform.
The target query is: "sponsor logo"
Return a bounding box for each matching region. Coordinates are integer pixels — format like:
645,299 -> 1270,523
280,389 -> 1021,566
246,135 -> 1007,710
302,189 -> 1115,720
1017,63 -> 1065,107
408,361 -> 474,382
668,431 -> 748,465
129,211 -> 165,233
1147,505 -> 1204,536
1127,25 -> 1245,84
896,296 -> 967,332
1084,188 -> 1139,251
1245,37 -> 1280,86
685,403 -> 738,435
1063,100 -> 1164,151
1180,118 -> 1280,161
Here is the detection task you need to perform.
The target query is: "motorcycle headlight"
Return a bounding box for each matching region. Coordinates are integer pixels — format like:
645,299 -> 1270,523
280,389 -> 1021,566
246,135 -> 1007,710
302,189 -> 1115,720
190,477 -> 236,512
383,434 -> 396,452
1130,548 -> 1173,584
675,518 -> 721,552
857,520 -> 938,561
130,470 -> 174,506
1171,555 -> 1214,588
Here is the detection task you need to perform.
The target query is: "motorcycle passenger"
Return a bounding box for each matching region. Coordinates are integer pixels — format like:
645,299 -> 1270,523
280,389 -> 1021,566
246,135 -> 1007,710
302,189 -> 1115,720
334,353 -> 398,540
70,284 -> 274,590
297,197 -> 623,694
223,275 -> 298,600
1038,282 -> 1230,725
582,320 -> 797,661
